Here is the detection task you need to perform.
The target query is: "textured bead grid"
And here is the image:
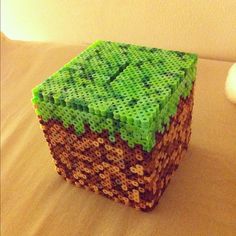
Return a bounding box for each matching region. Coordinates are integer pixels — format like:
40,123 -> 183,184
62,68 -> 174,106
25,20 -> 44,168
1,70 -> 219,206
32,41 -> 197,211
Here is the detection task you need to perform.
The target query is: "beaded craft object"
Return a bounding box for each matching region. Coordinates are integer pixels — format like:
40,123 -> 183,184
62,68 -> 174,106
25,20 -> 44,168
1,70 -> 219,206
32,40 -> 197,211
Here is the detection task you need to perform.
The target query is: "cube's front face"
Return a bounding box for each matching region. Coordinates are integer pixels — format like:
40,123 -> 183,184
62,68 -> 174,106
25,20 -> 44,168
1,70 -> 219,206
32,41 -> 197,211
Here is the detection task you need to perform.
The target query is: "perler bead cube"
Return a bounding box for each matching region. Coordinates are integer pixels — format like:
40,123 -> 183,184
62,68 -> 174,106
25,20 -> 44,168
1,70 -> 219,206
32,41 -> 197,211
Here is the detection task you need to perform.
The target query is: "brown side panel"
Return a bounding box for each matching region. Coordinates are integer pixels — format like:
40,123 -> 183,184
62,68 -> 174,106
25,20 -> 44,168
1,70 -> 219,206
39,88 -> 194,211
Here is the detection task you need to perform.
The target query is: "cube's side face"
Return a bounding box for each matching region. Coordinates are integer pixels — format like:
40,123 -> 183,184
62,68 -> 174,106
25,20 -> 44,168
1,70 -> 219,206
38,89 -> 194,211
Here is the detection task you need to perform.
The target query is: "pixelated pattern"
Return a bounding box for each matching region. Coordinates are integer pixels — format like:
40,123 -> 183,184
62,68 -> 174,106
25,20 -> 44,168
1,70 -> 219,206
32,41 -> 197,211
32,41 -> 197,151
39,90 -> 194,211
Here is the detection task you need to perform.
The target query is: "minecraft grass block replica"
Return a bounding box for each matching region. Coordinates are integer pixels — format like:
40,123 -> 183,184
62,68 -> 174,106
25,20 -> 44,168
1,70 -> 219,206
32,41 -> 197,211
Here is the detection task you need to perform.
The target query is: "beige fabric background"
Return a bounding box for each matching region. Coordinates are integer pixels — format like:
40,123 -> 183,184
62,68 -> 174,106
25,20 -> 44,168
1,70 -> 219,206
1,34 -> 236,235
1,0 -> 236,61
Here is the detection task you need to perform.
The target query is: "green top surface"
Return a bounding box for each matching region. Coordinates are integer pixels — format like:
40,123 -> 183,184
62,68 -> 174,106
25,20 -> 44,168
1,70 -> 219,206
32,40 -> 197,151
